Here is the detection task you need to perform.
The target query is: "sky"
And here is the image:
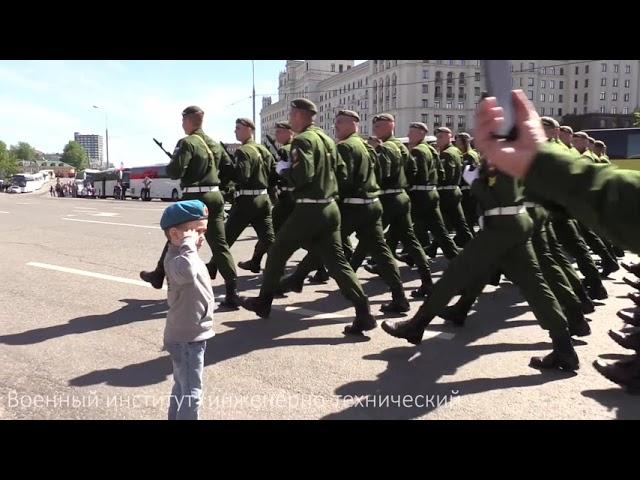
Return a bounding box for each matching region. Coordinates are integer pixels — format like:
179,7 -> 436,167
0,60 -> 293,167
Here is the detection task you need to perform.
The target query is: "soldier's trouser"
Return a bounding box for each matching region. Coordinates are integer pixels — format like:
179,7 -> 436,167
576,221 -> 618,266
460,187 -> 478,235
544,217 -> 592,305
411,214 -> 569,336
225,194 -> 275,256
529,208 -> 584,322
295,200 -> 403,293
350,192 -> 431,278
439,188 -> 473,247
551,215 -> 602,289
259,201 -> 367,306
250,192 -> 295,263
182,190 -> 237,282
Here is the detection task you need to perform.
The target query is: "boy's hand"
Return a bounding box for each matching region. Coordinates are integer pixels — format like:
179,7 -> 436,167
181,229 -> 199,241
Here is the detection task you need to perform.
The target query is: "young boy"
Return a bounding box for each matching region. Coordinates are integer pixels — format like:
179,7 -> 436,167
160,200 -> 215,420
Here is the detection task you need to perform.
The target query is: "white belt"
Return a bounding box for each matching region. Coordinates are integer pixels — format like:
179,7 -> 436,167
182,186 -> 219,193
524,202 -> 540,208
460,185 -> 471,191
342,197 -> 379,205
279,187 -> 295,192
483,206 -> 527,217
235,189 -> 267,197
437,185 -> 459,190
410,185 -> 437,191
380,188 -> 404,195
296,198 -> 335,204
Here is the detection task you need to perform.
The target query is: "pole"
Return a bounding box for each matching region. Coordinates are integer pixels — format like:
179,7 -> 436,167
252,60 -> 256,127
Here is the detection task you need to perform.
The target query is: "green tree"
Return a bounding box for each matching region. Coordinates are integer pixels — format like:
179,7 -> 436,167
0,141 -> 20,179
9,141 -> 38,162
61,141 -> 89,171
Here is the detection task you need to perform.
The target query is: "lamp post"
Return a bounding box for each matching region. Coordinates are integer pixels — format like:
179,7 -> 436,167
92,105 -> 109,169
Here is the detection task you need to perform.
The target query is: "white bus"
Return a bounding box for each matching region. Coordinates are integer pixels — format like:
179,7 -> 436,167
11,172 -> 45,193
126,165 -> 182,201
92,168 -> 125,198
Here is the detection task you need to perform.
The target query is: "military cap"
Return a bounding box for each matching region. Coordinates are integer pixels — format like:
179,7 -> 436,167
182,105 -> 204,116
290,98 -> 317,114
275,121 -> 292,130
425,135 -> 437,143
587,136 -> 596,143
372,113 -> 395,123
457,132 -> 472,140
573,131 -> 588,139
435,126 -> 453,134
559,125 -> 574,134
236,117 -> 255,130
409,122 -> 429,132
160,200 -> 208,231
594,140 -> 605,147
336,109 -> 360,121
541,116 -> 560,128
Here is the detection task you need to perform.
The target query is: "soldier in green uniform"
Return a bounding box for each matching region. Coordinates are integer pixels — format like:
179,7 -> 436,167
381,158 -> 580,371
558,125 -> 581,157
139,105 -> 240,308
238,121 -> 295,273
278,110 -> 410,313
474,89 -> 640,388
435,127 -> 474,248
240,99 -> 377,335
593,140 -> 610,163
216,118 -> 275,263
455,132 -> 481,237
348,113 -> 435,298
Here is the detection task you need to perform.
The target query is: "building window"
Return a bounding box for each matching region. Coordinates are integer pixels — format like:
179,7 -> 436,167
421,113 -> 429,123
574,94 -> 578,103
542,67 -> 547,75
449,60 -> 455,65
434,114 -> 441,125
458,102 -> 464,110
446,101 -> 452,109
550,107 -> 554,115
436,60 -> 443,65
624,79 -> 631,88
624,93 -> 630,101
434,101 -> 440,109
575,66 -> 579,75
573,107 -> 578,114
422,83 -> 429,93
601,63 -> 607,72
519,78 -> 523,87
559,80 -> 564,89
474,86 -> 480,96
528,77 -> 534,86
560,68 -> 564,75
613,78 -> 619,87
540,93 -> 545,102
612,92 -> 618,101
584,93 -> 588,103
584,106 -> 588,114
558,108 -> 563,116
423,69 -> 429,80
549,93 -> 555,102
445,115 -> 453,126
541,79 -> 546,88
460,60 -> 466,66
611,106 -> 617,114
585,65 -> 589,74
600,105 -> 605,113
474,72 -> 480,82
422,99 -> 429,108
584,79 -> 589,88
574,80 -> 578,89
550,80 -> 555,89
541,106 -> 545,115
600,91 -> 606,100
614,64 -> 619,73
558,94 -> 563,102
529,62 -> 535,72
331,64 -> 335,72
624,107 -> 629,114
527,90 -> 533,100
551,67 -> 556,75
625,64 -> 631,73
601,77 -> 607,86
458,115 -> 465,126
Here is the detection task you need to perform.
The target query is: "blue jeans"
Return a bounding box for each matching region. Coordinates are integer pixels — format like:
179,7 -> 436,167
166,340 -> 206,420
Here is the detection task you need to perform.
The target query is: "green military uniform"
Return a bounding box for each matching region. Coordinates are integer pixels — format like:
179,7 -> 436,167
382,161 -> 579,371
241,99 -> 375,334
348,123 -> 434,297
436,136 -> 473,247
222,134 -> 275,253
459,144 -> 481,237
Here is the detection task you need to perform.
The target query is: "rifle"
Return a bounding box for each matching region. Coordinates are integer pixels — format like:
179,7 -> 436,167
265,134 -> 288,162
219,142 -> 236,165
153,138 -> 173,160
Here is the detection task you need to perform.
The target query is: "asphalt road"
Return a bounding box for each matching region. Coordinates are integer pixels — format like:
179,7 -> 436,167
1,189 -> 638,419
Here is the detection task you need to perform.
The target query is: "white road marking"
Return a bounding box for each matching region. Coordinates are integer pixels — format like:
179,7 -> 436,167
111,207 -> 166,212
62,217 -> 160,229
74,207 -> 98,210
0,211 -> 9,214
272,304 -> 349,319
26,262 -> 167,290
16,202 -> 37,205
89,212 -> 119,217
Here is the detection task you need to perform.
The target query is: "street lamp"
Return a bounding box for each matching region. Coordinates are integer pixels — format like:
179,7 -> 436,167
92,105 -> 110,169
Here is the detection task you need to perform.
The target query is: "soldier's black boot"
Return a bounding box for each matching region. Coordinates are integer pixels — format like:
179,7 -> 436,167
608,328 -> 640,351
425,243 -> 439,259
240,294 -> 273,319
380,289 -> 411,314
623,276 -> 640,291
363,264 -> 382,275
600,258 -> 620,278
309,266 -> 330,284
439,298 -> 474,327
622,262 -> 640,276
237,258 -> 261,274
139,242 -> 168,289
617,308 -> 640,327
343,302 -> 377,335
489,271 -> 502,286
593,356 -> 640,393
219,280 -> 240,310
395,253 -> 415,268
206,262 -> 218,280
574,285 -> 595,314
278,273 -> 305,294
381,315 -> 429,345
410,272 -> 434,298
529,332 -> 579,371
613,246 -> 625,258
586,279 -> 608,300
627,292 -> 640,306
567,311 -> 591,337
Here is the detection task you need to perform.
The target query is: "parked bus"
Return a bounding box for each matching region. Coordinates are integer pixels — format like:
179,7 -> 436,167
92,168 -> 125,198
127,164 -> 181,201
11,172 -> 45,193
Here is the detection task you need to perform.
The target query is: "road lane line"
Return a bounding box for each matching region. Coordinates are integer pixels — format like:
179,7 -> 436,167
62,217 -> 160,229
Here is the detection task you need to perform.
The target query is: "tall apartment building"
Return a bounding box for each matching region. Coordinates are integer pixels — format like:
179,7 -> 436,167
73,132 -> 104,167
